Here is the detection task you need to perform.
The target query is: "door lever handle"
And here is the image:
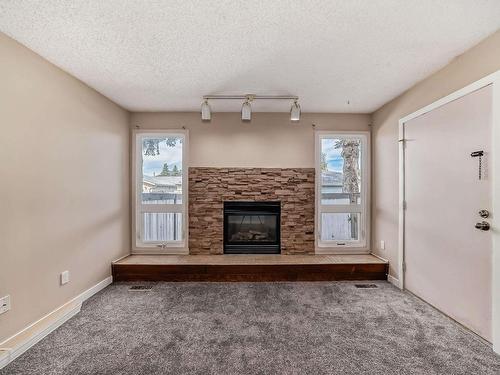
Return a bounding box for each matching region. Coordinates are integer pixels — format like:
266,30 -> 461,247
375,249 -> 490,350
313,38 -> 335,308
475,221 -> 490,231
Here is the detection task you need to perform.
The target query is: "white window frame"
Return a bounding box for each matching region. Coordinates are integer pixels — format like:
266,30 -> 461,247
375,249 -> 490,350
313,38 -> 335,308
315,131 -> 370,253
132,129 -> 189,254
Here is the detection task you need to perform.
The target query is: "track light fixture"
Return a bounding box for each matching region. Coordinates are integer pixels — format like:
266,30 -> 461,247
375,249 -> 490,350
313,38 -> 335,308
241,95 -> 254,121
290,99 -> 301,122
201,94 -> 300,122
200,99 -> 211,121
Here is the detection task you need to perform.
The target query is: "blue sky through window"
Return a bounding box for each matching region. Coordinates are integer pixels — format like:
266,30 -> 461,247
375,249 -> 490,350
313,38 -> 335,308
142,138 -> 183,176
321,138 -> 343,173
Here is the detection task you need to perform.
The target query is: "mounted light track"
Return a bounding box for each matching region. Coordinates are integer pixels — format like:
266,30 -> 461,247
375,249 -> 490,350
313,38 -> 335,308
200,94 -> 301,122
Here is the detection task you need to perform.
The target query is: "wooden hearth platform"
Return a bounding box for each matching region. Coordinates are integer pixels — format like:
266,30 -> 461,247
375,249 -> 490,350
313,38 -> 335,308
112,254 -> 388,282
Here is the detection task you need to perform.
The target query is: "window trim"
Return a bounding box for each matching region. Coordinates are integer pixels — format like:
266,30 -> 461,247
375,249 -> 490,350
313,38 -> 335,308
315,130 -> 370,253
132,129 -> 189,254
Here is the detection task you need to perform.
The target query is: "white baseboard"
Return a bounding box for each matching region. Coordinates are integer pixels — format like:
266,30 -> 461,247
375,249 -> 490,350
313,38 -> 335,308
369,253 -> 389,263
387,274 -> 403,289
0,350 -> 9,369
0,276 -> 112,370
5,302 -> 81,365
112,253 -> 132,263
76,277 -> 113,303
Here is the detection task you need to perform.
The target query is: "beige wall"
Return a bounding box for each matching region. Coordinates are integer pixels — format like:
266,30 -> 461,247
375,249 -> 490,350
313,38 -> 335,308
131,112 -> 371,168
0,33 -> 130,342
372,30 -> 500,279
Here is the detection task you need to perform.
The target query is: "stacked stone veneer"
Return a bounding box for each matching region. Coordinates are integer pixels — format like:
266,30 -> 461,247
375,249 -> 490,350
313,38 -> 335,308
188,167 -> 315,255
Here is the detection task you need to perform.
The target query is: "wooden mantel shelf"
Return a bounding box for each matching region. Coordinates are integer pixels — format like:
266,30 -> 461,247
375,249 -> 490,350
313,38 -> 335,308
112,254 -> 388,282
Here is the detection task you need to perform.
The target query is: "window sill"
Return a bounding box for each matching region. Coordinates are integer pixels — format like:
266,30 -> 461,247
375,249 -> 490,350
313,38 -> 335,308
131,247 -> 189,255
315,247 -> 371,255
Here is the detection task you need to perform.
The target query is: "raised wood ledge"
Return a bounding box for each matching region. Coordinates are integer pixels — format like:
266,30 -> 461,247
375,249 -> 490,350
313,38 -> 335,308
112,254 -> 388,282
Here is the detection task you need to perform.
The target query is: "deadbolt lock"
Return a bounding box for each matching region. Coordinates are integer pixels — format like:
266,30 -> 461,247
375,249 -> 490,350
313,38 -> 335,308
475,221 -> 490,231
478,209 -> 490,218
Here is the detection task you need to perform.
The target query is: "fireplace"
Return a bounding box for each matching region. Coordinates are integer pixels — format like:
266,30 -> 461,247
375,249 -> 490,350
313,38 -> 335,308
223,201 -> 281,254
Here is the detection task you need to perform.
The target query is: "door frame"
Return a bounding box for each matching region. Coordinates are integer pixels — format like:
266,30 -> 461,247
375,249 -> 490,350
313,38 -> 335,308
398,70 -> 500,353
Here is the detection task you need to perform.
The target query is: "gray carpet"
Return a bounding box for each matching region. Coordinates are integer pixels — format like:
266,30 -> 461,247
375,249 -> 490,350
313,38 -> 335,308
2,281 -> 499,375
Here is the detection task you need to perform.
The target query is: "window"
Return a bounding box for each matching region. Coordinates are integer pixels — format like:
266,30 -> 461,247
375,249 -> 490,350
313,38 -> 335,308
133,130 -> 188,251
315,131 -> 369,250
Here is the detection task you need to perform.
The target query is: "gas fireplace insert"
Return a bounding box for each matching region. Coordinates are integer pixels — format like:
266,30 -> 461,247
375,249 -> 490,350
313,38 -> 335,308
223,201 -> 281,254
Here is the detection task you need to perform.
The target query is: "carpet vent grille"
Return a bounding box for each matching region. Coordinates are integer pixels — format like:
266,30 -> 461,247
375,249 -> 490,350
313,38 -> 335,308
354,284 -> 378,289
129,285 -> 153,291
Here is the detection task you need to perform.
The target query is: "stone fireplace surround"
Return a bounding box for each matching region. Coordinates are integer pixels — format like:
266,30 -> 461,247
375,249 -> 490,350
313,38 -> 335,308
189,167 -> 315,255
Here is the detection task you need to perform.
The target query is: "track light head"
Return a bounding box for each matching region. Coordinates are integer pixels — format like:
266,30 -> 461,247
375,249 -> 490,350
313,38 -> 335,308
290,100 -> 301,122
201,99 -> 211,121
241,96 -> 253,121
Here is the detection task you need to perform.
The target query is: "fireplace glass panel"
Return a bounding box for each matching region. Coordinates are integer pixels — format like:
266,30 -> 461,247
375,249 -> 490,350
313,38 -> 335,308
226,214 -> 277,243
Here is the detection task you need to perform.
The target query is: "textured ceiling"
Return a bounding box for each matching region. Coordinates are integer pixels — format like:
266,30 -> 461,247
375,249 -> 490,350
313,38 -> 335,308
1,1 -> 499,113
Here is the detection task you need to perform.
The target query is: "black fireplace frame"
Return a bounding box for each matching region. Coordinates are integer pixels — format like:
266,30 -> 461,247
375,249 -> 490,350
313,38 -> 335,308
223,201 -> 281,254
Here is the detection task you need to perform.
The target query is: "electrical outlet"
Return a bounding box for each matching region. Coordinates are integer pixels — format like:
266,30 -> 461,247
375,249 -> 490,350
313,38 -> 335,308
60,271 -> 70,285
0,295 -> 11,315
380,240 -> 386,250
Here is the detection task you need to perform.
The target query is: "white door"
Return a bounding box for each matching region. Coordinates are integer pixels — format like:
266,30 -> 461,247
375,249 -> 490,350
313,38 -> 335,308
404,85 -> 493,341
